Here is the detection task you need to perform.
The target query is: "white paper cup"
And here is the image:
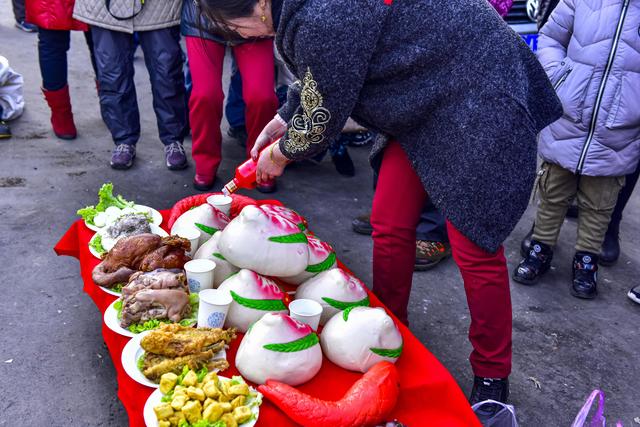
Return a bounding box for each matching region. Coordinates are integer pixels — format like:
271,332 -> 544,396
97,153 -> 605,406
184,259 -> 216,293
289,299 -> 323,331
207,194 -> 233,217
177,227 -> 201,256
198,289 -> 232,328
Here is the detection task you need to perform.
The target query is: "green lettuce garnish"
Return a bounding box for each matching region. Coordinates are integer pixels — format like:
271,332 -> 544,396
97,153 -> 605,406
137,354 -> 144,371
114,293 -> 199,333
89,234 -> 105,256
77,182 -> 134,224
196,366 -> 208,383
177,366 -> 190,385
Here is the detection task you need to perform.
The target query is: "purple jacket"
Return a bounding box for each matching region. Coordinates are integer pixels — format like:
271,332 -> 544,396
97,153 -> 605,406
488,0 -> 514,17
537,0 -> 640,176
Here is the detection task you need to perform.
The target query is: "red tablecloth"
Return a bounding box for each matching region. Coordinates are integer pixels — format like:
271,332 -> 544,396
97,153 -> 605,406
55,208 -> 481,427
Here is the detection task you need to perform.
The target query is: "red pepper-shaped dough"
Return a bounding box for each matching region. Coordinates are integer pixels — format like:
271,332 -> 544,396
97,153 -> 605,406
258,361 -> 400,427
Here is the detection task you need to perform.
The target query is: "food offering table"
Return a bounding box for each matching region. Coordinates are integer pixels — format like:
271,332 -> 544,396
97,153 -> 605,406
55,195 -> 481,427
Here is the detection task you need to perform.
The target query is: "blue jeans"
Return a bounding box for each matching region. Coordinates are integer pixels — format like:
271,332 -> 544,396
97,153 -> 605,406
416,200 -> 448,242
225,57 -> 245,129
38,28 -> 97,91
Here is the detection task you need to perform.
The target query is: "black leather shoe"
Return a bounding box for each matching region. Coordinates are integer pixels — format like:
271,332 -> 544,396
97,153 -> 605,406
571,252 -> 598,299
331,149 -> 355,176
520,223 -> 534,257
600,229 -> 620,266
0,120 -> 11,139
513,240 -> 553,285
469,377 -> 509,425
628,285 -> 640,305
352,213 -> 373,235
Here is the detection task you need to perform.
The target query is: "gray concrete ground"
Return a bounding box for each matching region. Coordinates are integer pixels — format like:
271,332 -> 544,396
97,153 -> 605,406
1,5 -> 639,426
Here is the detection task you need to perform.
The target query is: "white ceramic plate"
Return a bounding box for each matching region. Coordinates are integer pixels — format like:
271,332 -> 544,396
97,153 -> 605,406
99,286 -> 121,297
104,299 -> 198,339
89,225 -> 169,260
104,299 -> 136,338
85,204 -> 163,232
143,377 -> 260,427
122,331 -> 227,389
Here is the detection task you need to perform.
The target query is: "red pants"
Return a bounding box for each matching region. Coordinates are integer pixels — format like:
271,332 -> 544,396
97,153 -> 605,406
370,141 -> 512,378
185,37 -> 278,179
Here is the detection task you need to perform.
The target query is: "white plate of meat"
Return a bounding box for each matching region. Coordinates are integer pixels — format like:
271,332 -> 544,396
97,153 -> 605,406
104,299 -> 136,338
86,204 -> 163,232
123,326 -> 232,389
89,224 -> 169,260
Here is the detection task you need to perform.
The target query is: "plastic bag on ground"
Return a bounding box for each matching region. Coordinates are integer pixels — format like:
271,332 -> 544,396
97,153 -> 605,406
571,389 -> 623,427
472,400 -> 518,427
0,56 -> 25,121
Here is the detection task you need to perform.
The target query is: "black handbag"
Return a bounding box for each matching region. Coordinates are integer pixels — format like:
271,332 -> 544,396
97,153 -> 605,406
105,0 -> 146,21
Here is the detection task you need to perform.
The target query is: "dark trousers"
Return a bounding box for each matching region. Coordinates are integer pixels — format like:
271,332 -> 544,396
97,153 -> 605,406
609,161 -> 640,232
91,26 -> 187,146
225,58 -> 245,129
38,28 -> 97,91
12,0 -> 25,22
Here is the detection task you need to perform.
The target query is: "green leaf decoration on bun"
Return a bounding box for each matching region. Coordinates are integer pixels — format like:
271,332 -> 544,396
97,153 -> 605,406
370,343 -> 403,359
263,333 -> 319,353
195,222 -> 218,235
322,295 -> 370,311
230,290 -> 287,311
305,252 -> 337,273
268,232 -> 309,244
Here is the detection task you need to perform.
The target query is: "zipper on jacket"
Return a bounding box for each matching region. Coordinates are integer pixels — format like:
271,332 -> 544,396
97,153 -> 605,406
576,0 -> 630,174
554,69 -> 572,90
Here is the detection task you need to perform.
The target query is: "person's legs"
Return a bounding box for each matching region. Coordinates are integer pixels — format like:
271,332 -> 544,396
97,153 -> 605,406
415,200 -> 451,270
138,27 -> 187,147
185,36 -> 226,184
12,0 -> 25,22
83,30 -> 98,78
91,26 -> 139,147
371,141 -> 427,324
38,28 -> 77,139
447,222 -> 512,378
233,39 -> 278,157
38,28 -> 70,91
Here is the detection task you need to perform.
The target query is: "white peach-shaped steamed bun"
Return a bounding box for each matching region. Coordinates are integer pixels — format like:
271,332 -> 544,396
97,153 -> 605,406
218,205 -> 309,277
281,236 -> 337,285
217,269 -> 287,332
235,312 -> 322,385
194,231 -> 240,288
295,268 -> 369,325
320,306 -> 403,373
260,204 -> 308,233
171,203 -> 230,247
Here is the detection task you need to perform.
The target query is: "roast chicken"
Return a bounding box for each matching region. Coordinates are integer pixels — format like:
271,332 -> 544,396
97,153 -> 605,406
92,234 -> 191,288
120,269 -> 192,328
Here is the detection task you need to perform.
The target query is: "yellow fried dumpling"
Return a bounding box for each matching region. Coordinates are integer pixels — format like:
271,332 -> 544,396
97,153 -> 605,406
228,383 -> 250,397
219,402 -> 233,413
160,373 -> 179,395
203,372 -> 219,385
187,386 -> 206,401
158,421 -> 170,427
203,402 -> 224,422
220,413 -> 238,427
171,394 -> 188,411
153,403 -> 174,420
203,381 -> 220,398
181,370 -> 198,387
233,406 -> 252,424
230,395 -> 246,410
181,400 -> 203,424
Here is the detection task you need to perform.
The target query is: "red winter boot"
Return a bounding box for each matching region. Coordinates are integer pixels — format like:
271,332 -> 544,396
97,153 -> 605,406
42,86 -> 77,140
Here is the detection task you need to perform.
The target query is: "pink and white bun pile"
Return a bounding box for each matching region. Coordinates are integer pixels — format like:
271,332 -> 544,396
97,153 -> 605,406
281,236 -> 337,285
320,306 -> 403,373
193,231 -> 240,288
217,205 -> 309,277
295,268 -> 369,325
235,313 -> 322,385
170,203 -> 230,246
217,269 -> 287,332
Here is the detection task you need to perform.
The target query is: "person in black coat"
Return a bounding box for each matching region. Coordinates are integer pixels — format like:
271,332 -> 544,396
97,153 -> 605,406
199,0 -> 562,419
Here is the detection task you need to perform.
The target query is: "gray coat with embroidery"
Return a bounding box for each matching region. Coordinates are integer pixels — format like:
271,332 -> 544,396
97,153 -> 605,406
537,0 -> 640,177
73,0 -> 182,33
275,0 -> 562,253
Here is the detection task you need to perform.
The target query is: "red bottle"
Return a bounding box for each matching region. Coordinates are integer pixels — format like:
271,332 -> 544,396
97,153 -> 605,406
222,158 -> 258,195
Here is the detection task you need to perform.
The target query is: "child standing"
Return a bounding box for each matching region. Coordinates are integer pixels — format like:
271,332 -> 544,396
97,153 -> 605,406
513,0 -> 640,299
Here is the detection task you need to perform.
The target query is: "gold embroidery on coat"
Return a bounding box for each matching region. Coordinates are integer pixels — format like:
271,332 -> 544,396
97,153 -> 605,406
283,68 -> 331,154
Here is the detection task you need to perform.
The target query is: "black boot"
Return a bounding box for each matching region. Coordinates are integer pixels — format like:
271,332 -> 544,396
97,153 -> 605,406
513,240 -> 553,285
571,252 -> 598,299
520,223 -> 534,257
469,377 -> 509,424
600,225 -> 620,266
